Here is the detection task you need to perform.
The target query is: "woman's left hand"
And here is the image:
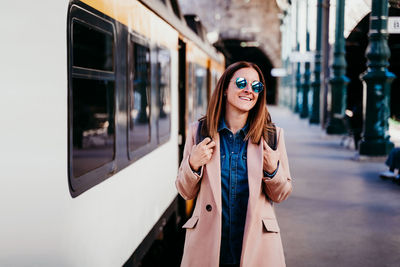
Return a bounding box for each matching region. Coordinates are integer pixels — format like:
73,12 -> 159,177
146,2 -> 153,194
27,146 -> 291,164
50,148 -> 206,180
263,140 -> 280,174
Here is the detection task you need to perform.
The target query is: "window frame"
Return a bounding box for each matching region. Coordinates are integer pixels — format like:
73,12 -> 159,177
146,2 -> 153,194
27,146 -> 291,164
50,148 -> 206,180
187,62 -> 194,123
67,4 -> 118,196
193,63 -> 208,122
126,31 -> 155,162
156,45 -> 172,145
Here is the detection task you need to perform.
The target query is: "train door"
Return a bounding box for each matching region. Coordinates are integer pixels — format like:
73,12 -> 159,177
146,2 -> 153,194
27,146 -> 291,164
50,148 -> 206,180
178,39 -> 196,218
178,38 -> 187,163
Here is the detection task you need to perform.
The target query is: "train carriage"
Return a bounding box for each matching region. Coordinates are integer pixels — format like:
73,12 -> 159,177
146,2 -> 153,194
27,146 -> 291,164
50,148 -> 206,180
1,0 -> 224,266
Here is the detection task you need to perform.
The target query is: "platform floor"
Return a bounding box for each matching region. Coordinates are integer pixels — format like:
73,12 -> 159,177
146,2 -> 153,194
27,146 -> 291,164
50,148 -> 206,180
270,106 -> 400,267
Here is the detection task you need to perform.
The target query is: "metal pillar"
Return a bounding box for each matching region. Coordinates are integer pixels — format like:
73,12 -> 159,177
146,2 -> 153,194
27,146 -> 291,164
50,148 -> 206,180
359,0 -> 395,156
294,0 -> 301,114
310,0 -> 324,124
281,9 -> 292,109
326,0 -> 349,134
295,64 -> 302,113
300,0 -> 311,118
321,0 -> 330,127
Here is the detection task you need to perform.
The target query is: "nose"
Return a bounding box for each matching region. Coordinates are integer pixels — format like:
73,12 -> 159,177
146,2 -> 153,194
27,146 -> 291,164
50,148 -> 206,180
243,84 -> 251,93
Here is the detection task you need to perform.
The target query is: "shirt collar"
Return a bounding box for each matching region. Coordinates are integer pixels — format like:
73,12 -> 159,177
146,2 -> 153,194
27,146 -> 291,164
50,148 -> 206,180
218,117 -> 229,132
218,117 -> 250,136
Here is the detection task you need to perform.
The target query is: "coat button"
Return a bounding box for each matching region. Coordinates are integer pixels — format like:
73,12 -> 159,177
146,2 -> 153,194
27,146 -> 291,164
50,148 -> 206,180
206,204 -> 212,212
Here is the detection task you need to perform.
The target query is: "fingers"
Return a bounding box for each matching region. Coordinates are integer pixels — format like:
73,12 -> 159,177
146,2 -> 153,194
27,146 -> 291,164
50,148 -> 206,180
206,140 -> 216,149
198,137 -> 216,149
199,137 -> 212,146
194,138 -> 215,159
203,146 -> 214,159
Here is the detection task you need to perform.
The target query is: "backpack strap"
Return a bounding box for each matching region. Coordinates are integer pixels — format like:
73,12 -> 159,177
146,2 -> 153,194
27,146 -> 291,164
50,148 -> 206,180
266,124 -> 278,151
196,120 -> 205,145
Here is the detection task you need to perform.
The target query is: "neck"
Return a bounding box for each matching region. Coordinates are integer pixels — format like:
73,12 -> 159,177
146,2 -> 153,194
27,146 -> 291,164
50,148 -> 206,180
224,106 -> 248,135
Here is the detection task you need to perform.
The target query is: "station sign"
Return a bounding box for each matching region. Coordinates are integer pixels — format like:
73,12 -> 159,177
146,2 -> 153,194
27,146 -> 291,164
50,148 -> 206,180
388,17 -> 400,34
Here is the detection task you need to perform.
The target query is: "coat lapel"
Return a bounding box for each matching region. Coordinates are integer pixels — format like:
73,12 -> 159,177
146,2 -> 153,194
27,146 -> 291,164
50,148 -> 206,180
246,138 -> 264,216
241,138 -> 263,263
205,133 -> 222,213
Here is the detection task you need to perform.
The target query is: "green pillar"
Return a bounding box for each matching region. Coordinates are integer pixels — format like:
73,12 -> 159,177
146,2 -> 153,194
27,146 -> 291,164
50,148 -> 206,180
310,0 -> 323,124
280,7 -> 292,108
295,61 -> 302,113
326,0 -> 349,134
300,0 -> 311,118
294,1 -> 301,114
359,0 -> 395,156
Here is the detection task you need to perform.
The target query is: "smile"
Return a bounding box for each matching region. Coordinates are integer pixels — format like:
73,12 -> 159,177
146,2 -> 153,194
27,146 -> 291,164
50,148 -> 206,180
239,96 -> 252,101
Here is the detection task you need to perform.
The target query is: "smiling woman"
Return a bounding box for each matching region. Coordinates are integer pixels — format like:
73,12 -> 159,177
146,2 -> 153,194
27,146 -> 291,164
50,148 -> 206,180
176,61 -> 293,267
224,68 -> 261,120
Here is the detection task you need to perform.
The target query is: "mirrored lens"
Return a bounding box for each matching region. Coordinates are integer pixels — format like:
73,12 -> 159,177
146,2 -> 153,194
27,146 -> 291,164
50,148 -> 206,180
251,81 -> 264,93
236,77 -> 247,89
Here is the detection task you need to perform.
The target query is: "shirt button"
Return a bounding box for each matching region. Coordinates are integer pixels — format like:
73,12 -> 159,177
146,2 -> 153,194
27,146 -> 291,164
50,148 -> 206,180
206,204 -> 212,212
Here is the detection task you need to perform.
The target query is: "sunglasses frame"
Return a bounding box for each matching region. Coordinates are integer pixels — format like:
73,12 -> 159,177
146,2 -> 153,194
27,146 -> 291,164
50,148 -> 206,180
235,77 -> 264,93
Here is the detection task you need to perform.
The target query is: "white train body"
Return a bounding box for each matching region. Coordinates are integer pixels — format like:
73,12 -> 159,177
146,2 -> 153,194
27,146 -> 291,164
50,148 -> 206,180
1,1 -> 181,266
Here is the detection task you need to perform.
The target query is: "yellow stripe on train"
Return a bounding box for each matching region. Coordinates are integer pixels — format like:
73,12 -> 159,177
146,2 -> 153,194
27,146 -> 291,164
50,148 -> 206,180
80,0 -> 178,50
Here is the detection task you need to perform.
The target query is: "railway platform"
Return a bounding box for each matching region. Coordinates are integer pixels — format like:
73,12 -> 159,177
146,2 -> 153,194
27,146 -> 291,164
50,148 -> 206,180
269,106 -> 400,267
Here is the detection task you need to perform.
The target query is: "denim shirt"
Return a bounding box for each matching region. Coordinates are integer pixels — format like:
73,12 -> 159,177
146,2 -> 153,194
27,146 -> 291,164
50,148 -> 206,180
218,119 -> 249,265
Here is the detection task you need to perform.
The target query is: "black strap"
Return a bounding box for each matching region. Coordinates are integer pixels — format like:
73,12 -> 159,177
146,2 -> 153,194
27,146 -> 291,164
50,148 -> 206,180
196,120 -> 205,145
267,124 -> 278,151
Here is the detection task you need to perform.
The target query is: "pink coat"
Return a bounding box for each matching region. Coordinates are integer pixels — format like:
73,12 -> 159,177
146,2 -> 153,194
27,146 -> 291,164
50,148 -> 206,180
176,122 -> 293,267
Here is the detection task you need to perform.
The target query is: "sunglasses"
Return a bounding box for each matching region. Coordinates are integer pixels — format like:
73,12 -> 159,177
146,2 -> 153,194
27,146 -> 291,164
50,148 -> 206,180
234,77 -> 264,93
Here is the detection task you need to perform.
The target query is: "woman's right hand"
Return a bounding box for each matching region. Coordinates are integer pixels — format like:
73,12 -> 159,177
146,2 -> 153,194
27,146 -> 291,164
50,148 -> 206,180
189,137 -> 216,171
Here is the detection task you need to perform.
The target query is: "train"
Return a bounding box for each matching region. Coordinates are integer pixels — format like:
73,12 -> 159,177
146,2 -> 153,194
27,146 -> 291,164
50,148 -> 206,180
1,0 -> 224,266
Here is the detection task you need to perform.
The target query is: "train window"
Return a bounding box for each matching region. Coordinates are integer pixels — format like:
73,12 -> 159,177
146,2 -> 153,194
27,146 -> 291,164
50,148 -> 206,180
128,37 -> 151,152
68,4 -> 117,196
72,20 -> 114,71
72,78 -> 115,177
194,64 -> 208,121
157,48 -> 171,143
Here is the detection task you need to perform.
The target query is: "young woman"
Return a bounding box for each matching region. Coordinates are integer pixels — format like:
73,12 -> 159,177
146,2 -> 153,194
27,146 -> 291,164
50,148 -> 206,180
176,61 -> 293,267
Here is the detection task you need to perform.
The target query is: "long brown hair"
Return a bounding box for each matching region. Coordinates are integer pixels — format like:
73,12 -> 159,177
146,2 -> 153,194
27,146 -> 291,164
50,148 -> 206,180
200,61 -> 274,144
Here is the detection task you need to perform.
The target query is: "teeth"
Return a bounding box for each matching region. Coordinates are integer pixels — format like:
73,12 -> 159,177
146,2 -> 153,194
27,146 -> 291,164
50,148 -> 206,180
239,96 -> 251,101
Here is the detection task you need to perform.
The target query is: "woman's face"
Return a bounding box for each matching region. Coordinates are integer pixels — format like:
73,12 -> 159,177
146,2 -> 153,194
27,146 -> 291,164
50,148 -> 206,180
225,67 -> 260,114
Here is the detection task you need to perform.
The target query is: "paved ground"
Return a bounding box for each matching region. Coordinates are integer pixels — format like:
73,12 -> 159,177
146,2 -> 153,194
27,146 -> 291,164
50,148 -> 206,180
269,106 -> 400,267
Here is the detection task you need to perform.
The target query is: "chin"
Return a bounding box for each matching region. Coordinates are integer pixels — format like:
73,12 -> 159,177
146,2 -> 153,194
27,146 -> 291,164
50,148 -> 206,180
237,104 -> 256,113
